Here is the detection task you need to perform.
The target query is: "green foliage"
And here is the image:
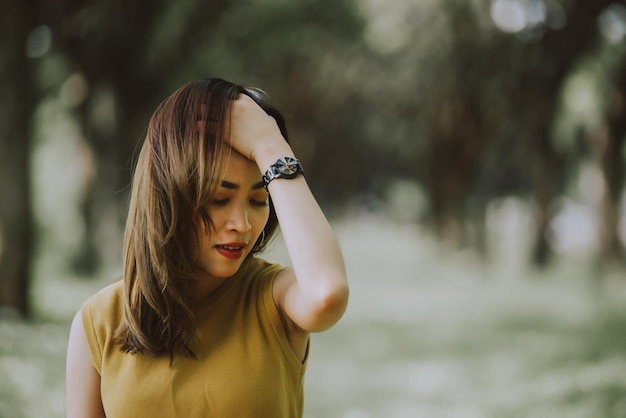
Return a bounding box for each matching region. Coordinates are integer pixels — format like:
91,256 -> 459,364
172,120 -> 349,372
577,307 -> 626,362
26,0 -> 626,255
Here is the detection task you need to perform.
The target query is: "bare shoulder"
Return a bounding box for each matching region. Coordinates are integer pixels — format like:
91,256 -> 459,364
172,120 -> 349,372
271,269 -> 309,361
66,310 -> 105,418
271,268 -> 301,332
272,268 -> 296,301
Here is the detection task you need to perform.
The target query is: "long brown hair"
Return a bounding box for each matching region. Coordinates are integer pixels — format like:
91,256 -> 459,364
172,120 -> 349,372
114,78 -> 288,357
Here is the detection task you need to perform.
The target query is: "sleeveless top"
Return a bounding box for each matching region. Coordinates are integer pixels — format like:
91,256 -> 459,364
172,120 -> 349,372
81,256 -> 308,418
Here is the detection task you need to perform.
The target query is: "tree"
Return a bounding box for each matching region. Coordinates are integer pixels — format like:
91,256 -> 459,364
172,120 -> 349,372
595,51 -> 626,269
512,0 -> 620,266
0,1 -> 38,316
42,0 -> 231,273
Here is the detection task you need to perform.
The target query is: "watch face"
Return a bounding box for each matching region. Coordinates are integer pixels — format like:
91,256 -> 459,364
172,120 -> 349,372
281,164 -> 298,175
277,158 -> 298,175
263,157 -> 302,186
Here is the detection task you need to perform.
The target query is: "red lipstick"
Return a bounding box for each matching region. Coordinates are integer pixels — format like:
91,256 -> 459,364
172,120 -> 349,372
215,242 -> 246,260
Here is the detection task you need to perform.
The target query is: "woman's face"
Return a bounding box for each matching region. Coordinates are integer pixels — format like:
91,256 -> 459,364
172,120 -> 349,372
195,151 -> 270,288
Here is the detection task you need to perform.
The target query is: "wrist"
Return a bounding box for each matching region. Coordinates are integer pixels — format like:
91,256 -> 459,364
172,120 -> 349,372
254,141 -> 295,171
262,157 -> 304,189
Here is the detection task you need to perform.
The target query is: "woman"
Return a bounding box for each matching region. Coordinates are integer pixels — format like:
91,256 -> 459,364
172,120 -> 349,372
66,78 -> 349,417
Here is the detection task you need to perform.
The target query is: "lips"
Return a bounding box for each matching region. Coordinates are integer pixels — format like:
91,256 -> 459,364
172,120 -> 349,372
215,242 -> 247,260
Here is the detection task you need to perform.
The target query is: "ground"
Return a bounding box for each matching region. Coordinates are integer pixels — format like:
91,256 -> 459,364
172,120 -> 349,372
2,217 -> 626,418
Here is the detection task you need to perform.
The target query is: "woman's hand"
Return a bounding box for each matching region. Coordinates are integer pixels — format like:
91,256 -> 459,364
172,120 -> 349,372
227,94 -> 291,163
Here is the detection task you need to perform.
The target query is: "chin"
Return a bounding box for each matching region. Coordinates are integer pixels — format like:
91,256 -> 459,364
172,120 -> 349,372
210,261 -> 245,279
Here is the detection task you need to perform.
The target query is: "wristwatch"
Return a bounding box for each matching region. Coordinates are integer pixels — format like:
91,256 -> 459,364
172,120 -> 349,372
262,157 -> 304,189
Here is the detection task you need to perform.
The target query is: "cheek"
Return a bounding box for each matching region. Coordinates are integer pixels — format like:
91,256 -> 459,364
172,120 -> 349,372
252,208 -> 270,231
205,207 -> 227,230
193,228 -> 211,265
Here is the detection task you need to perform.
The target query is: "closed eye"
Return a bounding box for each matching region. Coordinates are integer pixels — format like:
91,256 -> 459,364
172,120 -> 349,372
211,199 -> 229,206
251,199 -> 268,207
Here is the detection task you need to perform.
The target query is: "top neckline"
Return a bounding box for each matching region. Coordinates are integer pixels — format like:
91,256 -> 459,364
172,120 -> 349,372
194,256 -> 257,312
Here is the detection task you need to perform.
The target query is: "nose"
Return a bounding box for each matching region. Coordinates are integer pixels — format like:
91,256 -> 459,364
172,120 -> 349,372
226,204 -> 252,233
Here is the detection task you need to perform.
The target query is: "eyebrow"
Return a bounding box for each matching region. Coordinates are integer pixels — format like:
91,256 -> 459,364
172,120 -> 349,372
220,180 -> 266,190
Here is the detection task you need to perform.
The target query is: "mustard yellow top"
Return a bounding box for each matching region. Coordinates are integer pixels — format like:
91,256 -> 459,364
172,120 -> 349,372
81,257 -> 308,418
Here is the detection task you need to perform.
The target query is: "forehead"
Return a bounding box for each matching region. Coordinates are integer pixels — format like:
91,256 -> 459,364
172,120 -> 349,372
221,151 -> 263,187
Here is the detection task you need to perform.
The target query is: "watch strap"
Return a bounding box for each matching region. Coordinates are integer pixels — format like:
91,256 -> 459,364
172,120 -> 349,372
262,157 -> 304,189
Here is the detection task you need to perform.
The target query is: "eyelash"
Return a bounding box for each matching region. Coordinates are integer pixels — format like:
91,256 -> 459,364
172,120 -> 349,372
211,199 -> 268,208
250,199 -> 268,208
211,199 -> 229,206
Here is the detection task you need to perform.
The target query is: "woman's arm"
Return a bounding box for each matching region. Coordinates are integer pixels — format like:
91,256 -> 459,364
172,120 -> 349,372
66,311 -> 106,418
229,95 -> 349,332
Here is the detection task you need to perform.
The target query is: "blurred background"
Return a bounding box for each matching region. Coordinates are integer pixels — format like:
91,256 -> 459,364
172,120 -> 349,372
2,0 -> 626,417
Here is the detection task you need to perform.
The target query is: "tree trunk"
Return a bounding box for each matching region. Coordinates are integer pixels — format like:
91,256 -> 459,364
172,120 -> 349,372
596,67 -> 626,269
522,0 -> 615,267
529,98 -> 562,267
50,0 -> 229,274
0,2 -> 36,316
